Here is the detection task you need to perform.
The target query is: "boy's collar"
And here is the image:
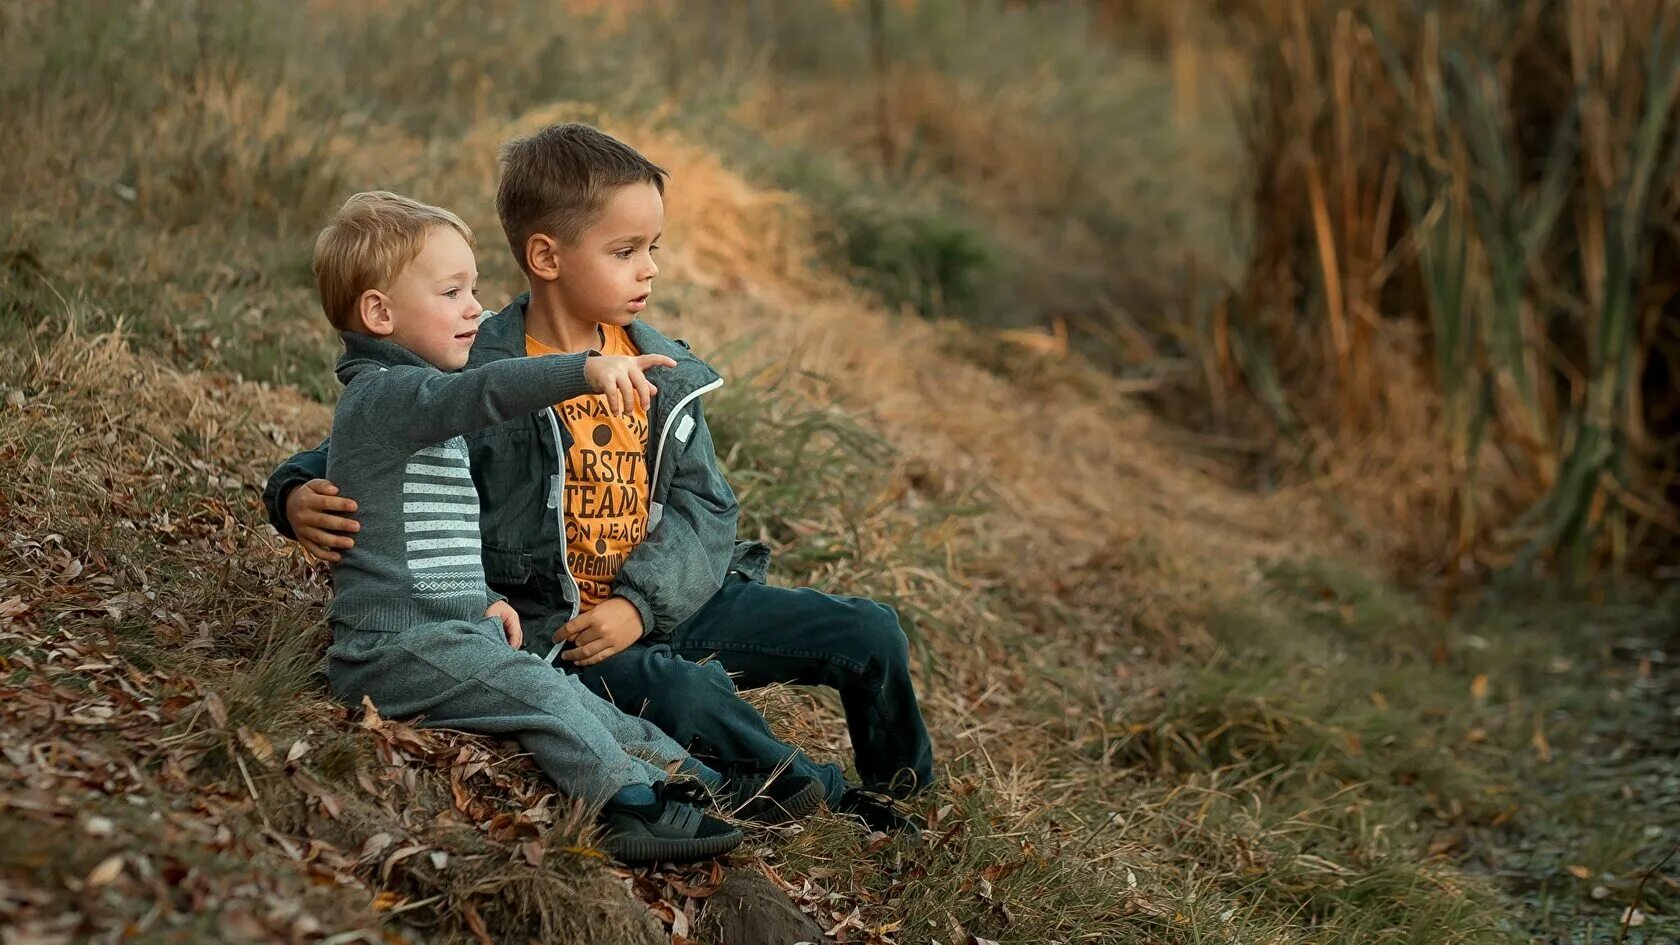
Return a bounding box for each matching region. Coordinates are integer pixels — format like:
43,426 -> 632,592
334,330 -> 440,384
622,320 -> 714,376
469,294 -> 532,364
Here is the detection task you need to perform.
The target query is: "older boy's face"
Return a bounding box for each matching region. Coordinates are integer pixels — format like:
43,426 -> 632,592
552,181 -> 663,330
380,227 -> 482,371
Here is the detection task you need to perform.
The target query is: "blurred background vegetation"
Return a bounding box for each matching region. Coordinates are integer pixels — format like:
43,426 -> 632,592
4,1 -> 1679,942
5,0 -> 1676,588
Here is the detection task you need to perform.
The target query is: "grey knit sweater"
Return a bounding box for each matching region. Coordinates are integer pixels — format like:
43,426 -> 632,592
325,331 -> 593,635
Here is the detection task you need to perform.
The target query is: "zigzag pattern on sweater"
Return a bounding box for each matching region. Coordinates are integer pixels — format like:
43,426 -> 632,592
413,576 -> 482,598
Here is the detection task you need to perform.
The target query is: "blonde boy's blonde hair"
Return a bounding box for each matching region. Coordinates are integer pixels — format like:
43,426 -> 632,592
312,191 -> 474,331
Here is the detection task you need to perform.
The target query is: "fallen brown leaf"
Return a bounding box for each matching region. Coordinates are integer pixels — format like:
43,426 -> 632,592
85,854 -> 124,887
380,844 -> 427,882
236,726 -> 274,765
461,900 -> 492,945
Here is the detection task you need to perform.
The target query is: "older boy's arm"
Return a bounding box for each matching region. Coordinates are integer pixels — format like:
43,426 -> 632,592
264,438 -> 364,561
611,404 -> 739,639
263,438 -> 331,539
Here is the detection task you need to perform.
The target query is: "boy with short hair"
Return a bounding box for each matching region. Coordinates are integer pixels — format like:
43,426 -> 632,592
267,125 -> 932,830
307,190 -> 743,863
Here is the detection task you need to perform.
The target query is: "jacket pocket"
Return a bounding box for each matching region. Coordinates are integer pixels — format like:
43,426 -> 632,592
728,540 -> 772,583
468,417 -> 554,555
482,544 -> 534,585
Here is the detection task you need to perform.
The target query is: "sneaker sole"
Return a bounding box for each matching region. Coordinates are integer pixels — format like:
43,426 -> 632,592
738,777 -> 824,825
603,826 -> 744,865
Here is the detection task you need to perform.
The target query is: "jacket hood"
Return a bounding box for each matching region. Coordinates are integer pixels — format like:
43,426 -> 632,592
334,331 -> 442,385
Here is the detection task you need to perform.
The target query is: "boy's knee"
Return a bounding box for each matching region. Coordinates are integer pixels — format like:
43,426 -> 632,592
656,651 -> 738,704
857,601 -> 910,668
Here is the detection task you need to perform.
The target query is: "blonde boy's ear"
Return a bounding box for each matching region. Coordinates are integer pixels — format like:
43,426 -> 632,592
525,233 -> 561,282
357,289 -> 396,336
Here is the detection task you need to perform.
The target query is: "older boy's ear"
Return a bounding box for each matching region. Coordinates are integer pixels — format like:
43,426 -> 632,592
525,233 -> 561,282
357,289 -> 395,336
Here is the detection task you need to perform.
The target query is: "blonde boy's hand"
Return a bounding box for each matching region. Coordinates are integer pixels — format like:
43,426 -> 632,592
557,597 -> 644,666
583,353 -> 677,417
486,600 -> 523,649
286,479 -> 360,562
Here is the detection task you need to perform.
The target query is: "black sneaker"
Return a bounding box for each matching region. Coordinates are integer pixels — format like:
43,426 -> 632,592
832,787 -> 921,835
724,771 -> 824,826
660,777 -> 715,808
598,782 -> 744,864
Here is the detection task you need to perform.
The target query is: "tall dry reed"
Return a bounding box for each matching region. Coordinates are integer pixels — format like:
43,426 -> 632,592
1204,0 -> 1680,582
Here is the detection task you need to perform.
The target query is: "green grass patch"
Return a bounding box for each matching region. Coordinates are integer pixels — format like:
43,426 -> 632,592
1095,559 -> 1680,941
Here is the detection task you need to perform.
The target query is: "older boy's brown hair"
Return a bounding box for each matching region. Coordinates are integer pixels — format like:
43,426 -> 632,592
496,123 -> 667,273
312,191 -> 473,331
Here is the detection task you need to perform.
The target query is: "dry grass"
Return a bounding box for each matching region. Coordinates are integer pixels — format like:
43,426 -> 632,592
0,119 -> 1530,943
0,327 -> 674,943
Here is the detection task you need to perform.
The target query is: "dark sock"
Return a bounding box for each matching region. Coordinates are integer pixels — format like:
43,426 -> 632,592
610,782 -> 657,808
679,759 -> 724,790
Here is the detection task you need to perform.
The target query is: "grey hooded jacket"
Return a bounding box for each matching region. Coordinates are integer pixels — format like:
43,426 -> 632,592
321,330 -> 594,635
264,295 -> 771,649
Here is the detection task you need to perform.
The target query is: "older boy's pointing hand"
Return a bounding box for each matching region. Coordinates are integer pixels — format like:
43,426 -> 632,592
557,597 -> 644,666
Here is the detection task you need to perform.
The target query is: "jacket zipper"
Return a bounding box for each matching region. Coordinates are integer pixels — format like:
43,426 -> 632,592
540,372 -> 721,663
646,377 -> 723,531
542,405 -> 581,665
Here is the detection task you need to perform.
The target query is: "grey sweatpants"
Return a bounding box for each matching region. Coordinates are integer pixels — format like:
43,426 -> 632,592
326,616 -> 686,804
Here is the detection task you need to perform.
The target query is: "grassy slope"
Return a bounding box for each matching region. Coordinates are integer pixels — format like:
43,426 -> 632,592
4,3 -> 1678,943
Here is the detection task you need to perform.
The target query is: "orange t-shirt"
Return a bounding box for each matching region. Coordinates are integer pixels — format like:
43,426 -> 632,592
526,326 -> 650,612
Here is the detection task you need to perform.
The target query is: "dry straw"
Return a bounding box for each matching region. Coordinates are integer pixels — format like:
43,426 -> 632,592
1209,0 -> 1680,582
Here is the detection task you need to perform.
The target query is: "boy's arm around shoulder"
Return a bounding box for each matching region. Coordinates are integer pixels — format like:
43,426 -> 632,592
358,353 -> 595,453
263,437 -> 330,539
613,400 -> 739,639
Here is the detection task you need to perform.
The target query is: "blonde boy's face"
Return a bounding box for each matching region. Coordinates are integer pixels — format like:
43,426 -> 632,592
549,181 -> 663,330
365,227 -> 482,371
